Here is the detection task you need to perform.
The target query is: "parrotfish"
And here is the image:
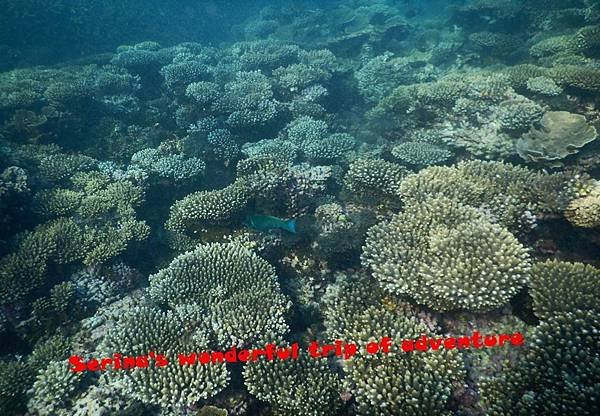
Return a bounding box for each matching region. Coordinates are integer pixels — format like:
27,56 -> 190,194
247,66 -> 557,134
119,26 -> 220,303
245,215 -> 297,234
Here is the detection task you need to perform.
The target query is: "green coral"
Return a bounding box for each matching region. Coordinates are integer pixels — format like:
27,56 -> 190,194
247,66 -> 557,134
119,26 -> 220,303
165,180 -> 251,234
0,361 -> 34,415
548,64 -> 600,92
495,98 -> 544,134
344,347 -> 462,416
481,310 -> 600,416
273,63 -> 331,91
503,64 -> 548,89
355,53 -> 431,103
99,305 -> 229,411
129,148 -> 206,181
185,81 -> 221,108
303,133 -> 356,163
322,272 -> 464,415
530,35 -> 579,58
148,243 -> 290,348
38,153 -> 97,183
391,142 -> 452,167
33,188 -> 82,218
321,271 -> 387,342
313,203 -> 377,258
565,193 -> 600,228
27,335 -> 72,373
469,31 -> 520,56
242,139 -> 299,164
201,129 -> 239,163
525,76 -> 563,96
362,197 -> 531,312
283,115 -> 329,144
27,361 -> 83,416
399,160 -> 580,231
0,230 -> 54,304
1,169 -> 149,304
243,353 -> 342,416
343,158 -> 409,204
530,25 -> 600,58
529,260 -> 600,320
39,173 -> 149,266
377,77 -> 469,120
574,25 -> 600,56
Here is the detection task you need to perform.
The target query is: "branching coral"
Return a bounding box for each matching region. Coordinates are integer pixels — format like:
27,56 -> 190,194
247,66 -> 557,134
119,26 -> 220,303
469,31 -> 521,57
244,353 -> 342,416
362,197 -> 531,312
283,115 -> 329,144
273,63 -> 331,92
27,361 -> 84,416
548,64 -> 600,92
148,243 -> 290,348
313,203 -> 377,258
234,40 -> 300,72
99,305 -> 229,411
165,180 -> 251,234
322,273 -> 464,415
1,168 -> 149,304
399,160 -> 581,231
356,53 -> 434,103
214,70 -> 283,131
529,260 -> 600,320
185,81 -> 221,108
391,142 -> 452,167
344,348 -> 463,416
130,147 -> 206,181
161,58 -> 212,90
343,158 -> 409,205
480,310 -> 600,416
565,193 -> 600,228
241,139 -> 299,164
526,76 -> 563,96
0,229 -> 56,304
0,361 -> 34,415
303,133 -> 356,163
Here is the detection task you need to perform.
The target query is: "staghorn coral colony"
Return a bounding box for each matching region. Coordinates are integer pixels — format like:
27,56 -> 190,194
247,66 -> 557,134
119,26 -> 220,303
1,0 -> 599,415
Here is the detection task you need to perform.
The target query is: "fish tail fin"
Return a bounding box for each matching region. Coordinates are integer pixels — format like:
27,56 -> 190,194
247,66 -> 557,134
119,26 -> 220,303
286,218 -> 297,234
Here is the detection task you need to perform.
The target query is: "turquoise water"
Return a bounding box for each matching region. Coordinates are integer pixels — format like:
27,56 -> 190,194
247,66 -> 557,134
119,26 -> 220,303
0,1 -> 599,415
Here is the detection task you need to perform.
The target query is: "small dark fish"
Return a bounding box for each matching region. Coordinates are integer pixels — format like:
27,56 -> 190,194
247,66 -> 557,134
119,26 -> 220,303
245,215 -> 296,234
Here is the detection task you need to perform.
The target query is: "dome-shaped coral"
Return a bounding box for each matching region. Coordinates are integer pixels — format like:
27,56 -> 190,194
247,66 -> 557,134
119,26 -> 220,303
530,260 -> 600,319
148,243 -> 290,348
362,197 -> 531,312
565,194 -> 600,228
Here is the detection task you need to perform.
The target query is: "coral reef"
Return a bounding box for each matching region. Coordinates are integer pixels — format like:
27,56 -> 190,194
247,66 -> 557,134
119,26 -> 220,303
1,1 -> 600,415
148,243 -> 290,348
165,180 -> 251,235
398,160 -> 581,231
480,310 -> 599,416
243,353 -> 342,416
362,197 -> 531,312
529,260 -> 600,320
99,305 -> 230,411
517,111 -> 598,164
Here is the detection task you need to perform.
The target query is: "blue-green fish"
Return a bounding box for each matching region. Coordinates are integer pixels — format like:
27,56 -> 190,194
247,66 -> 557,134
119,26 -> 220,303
245,215 -> 296,234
